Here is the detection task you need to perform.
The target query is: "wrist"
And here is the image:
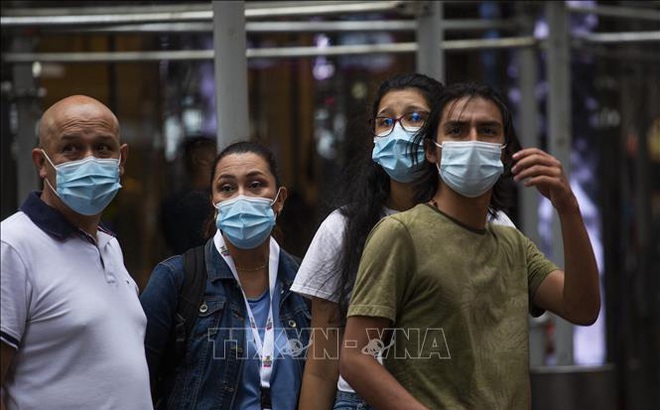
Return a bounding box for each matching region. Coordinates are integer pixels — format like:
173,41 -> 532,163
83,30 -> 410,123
554,193 -> 580,215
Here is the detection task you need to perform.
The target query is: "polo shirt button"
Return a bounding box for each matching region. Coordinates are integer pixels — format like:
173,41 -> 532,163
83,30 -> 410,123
199,302 -> 208,313
288,320 -> 296,328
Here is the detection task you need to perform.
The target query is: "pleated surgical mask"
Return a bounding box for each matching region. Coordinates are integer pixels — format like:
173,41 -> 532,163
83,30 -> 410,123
372,123 -> 426,183
42,150 -> 122,215
434,141 -> 505,198
214,188 -> 281,249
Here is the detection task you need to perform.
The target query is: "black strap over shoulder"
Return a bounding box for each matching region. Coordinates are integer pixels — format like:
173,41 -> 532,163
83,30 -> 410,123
153,245 -> 207,406
287,252 -> 302,266
174,244 -> 208,359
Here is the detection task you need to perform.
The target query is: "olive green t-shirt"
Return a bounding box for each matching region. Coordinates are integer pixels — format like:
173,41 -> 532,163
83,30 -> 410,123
347,204 -> 558,409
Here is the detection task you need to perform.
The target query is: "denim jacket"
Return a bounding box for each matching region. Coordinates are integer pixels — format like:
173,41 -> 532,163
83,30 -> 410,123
140,239 -> 311,409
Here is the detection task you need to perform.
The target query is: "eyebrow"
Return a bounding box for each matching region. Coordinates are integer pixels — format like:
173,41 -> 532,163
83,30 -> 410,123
377,105 -> 429,117
443,120 -> 503,128
59,134 -> 117,142
217,170 -> 267,180
246,170 -> 267,178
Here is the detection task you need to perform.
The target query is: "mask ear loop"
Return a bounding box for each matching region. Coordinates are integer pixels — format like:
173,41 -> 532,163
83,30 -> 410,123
270,187 -> 282,206
432,141 -> 443,168
41,149 -> 57,169
271,187 -> 283,218
40,149 -> 60,195
43,176 -> 58,196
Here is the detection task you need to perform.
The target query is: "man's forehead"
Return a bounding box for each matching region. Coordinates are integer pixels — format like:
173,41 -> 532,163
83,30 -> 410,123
55,102 -> 117,125
442,96 -> 502,123
40,98 -> 119,146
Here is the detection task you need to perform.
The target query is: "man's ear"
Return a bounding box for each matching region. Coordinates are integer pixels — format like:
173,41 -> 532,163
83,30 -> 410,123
273,187 -> 287,217
425,140 -> 439,165
119,144 -> 129,176
31,148 -> 47,179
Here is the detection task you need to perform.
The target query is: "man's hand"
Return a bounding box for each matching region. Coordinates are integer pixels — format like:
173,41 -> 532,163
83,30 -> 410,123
512,148 -> 578,214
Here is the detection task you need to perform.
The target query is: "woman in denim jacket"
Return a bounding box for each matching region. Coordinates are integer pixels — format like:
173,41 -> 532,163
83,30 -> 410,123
141,141 -> 311,409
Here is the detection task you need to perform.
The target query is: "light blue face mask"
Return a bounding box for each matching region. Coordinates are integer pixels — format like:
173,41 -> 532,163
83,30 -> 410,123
371,123 -> 426,183
42,150 -> 122,215
434,140 -> 505,198
214,188 -> 281,249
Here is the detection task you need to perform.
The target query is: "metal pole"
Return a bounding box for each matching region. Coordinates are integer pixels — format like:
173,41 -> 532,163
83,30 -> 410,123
575,31 -> 660,43
213,1 -> 249,148
567,3 -> 660,22
0,1 -> 406,26
517,12 -> 540,248
546,1 -> 574,366
1,37 -> 539,64
2,18 -> 521,34
11,38 -> 40,206
416,1 -> 444,82
516,3 -> 544,367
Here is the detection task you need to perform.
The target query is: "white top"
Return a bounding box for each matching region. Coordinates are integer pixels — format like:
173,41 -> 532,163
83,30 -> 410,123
290,207 -> 516,393
0,211 -> 153,410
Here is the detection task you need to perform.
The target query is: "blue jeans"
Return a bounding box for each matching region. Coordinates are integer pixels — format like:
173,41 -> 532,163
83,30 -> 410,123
333,390 -> 373,410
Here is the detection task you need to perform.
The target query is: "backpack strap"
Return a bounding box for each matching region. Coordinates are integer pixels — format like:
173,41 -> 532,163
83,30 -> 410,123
153,245 -> 207,406
286,251 -> 302,266
173,244 -> 208,361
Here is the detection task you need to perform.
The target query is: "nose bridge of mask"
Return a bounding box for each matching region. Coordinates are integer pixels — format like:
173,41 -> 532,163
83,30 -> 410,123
376,121 -> 398,139
435,140 -> 504,151
42,149 -> 121,171
215,193 -> 275,210
375,122 -> 421,144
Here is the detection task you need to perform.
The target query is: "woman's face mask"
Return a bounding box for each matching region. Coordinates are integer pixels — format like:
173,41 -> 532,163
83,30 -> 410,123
214,188 -> 281,249
371,123 -> 426,183
42,150 -> 122,215
434,141 -> 506,198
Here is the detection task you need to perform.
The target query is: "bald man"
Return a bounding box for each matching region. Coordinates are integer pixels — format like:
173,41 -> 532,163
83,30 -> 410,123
0,96 -> 153,409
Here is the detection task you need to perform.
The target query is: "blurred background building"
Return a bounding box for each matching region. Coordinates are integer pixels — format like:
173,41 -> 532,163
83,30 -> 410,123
1,1 -> 659,409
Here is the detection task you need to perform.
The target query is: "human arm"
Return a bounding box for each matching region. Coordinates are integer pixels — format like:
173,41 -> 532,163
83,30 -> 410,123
512,148 -> 600,325
1,342 -> 15,410
293,211 -> 348,409
1,241 -> 30,410
297,297 -> 341,410
340,316 -> 428,410
139,257 -> 184,385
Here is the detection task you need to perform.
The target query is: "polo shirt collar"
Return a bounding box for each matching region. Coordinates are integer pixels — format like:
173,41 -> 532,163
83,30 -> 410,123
20,191 -> 115,241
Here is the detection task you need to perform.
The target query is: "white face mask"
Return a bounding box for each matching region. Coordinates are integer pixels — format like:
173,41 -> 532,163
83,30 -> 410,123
434,141 -> 506,198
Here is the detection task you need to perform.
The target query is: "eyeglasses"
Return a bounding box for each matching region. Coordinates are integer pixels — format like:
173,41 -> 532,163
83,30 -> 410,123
370,111 -> 429,137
